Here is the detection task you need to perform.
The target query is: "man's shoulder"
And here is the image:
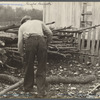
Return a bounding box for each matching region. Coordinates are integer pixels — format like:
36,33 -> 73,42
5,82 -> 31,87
19,21 -> 29,28
19,24 -> 24,30
19,20 -> 43,28
31,20 -> 42,23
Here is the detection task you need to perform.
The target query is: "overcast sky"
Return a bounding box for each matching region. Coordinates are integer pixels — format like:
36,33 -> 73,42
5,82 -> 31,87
0,2 -> 43,10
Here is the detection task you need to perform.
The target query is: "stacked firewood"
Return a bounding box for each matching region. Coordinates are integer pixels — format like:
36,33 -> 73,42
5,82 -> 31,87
0,24 -> 97,95
0,23 -> 79,69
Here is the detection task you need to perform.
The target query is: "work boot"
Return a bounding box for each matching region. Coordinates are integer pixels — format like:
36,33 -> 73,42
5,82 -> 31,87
24,88 -> 34,93
35,91 -> 47,98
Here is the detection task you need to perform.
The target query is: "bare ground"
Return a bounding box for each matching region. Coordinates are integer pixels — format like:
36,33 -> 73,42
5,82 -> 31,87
0,57 -> 100,99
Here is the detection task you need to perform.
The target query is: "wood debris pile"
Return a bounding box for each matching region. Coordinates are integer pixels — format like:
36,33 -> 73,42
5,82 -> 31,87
0,24 -> 80,69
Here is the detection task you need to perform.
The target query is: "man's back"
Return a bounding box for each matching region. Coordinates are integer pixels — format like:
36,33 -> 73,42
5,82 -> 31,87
20,20 -> 44,36
18,16 -> 50,97
18,18 -> 52,55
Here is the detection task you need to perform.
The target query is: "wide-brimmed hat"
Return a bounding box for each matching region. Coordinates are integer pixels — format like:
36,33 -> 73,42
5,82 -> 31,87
20,15 -> 31,24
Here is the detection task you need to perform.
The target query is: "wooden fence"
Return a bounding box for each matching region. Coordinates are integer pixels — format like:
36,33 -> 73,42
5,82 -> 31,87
58,25 -> 100,65
77,26 -> 100,65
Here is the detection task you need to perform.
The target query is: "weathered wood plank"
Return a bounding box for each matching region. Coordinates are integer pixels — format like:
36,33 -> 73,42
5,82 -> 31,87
78,33 -> 81,50
96,28 -> 100,55
87,29 -> 91,51
91,28 -> 96,64
81,31 -> 85,49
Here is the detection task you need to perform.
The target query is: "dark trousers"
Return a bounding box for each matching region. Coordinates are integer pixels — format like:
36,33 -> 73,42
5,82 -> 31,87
23,35 -> 47,95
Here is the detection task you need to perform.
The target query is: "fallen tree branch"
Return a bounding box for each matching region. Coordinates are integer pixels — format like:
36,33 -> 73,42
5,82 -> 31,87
48,50 -> 67,58
57,24 -> 100,33
0,74 -> 19,84
0,79 -> 24,95
5,64 -> 17,70
88,84 -> 100,95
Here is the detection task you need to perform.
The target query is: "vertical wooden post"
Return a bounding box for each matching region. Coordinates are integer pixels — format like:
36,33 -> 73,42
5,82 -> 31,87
87,29 -> 91,51
78,33 -> 81,50
81,31 -> 86,63
85,29 -> 92,63
81,31 -> 85,49
80,31 -> 85,63
91,28 -> 96,64
98,29 -> 100,65
77,32 -> 82,63
96,29 -> 100,55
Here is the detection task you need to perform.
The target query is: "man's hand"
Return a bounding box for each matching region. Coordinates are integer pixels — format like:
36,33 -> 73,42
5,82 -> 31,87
20,53 -> 25,63
20,52 -> 25,57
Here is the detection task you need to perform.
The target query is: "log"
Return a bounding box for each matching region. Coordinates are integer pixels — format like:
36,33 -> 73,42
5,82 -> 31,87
0,74 -> 95,84
57,24 -> 100,33
0,32 -> 17,40
52,25 -> 72,32
46,75 -> 96,84
0,74 -> 96,95
0,74 -> 19,84
0,24 -> 20,31
0,21 -> 54,32
5,48 -> 70,61
5,29 -> 18,34
48,50 -> 68,58
53,33 -> 73,37
50,41 -> 63,44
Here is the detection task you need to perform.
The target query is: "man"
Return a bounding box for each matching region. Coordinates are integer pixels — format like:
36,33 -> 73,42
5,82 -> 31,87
18,15 -> 53,97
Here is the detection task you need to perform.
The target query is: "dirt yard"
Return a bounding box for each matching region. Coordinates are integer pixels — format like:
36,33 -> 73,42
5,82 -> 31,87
0,56 -> 100,99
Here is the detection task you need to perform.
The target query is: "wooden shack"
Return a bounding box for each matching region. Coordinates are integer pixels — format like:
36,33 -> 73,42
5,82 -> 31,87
43,2 -> 82,28
43,2 -> 100,65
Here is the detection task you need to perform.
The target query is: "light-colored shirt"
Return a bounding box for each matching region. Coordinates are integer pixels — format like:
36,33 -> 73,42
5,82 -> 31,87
18,20 -> 53,55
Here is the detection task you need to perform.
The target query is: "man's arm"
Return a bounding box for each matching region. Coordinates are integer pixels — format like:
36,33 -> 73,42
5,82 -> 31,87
42,22 -> 53,44
18,27 -> 24,56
